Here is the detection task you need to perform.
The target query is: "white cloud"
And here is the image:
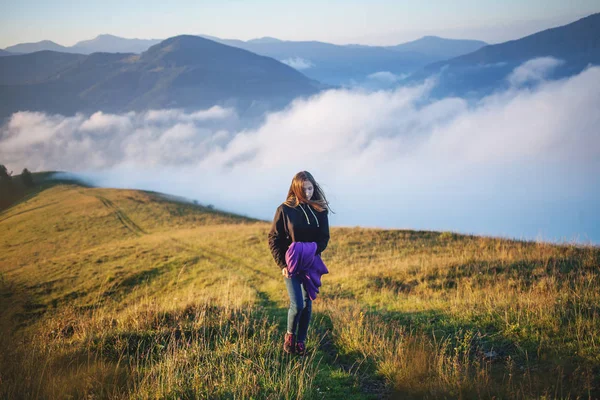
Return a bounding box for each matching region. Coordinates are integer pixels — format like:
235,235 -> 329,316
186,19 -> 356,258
0,106 -> 238,170
144,106 -> 235,124
2,112 -> 83,150
80,111 -> 134,132
507,57 -> 564,87
1,62 -> 599,243
280,57 -> 315,70
367,71 -> 409,83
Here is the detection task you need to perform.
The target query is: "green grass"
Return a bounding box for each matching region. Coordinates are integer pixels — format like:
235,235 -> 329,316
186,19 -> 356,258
1,183 -> 599,399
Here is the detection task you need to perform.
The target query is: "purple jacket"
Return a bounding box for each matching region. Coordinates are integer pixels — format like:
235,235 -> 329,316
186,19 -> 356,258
285,241 -> 329,300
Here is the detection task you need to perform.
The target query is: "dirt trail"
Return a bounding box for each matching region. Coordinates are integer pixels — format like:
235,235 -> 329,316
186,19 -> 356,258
95,195 -> 146,236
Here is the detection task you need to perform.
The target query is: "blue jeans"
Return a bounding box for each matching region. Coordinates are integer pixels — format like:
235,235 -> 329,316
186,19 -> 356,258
284,275 -> 312,342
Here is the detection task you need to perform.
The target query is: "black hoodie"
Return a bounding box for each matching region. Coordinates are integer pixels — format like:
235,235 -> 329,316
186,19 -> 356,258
267,202 -> 330,269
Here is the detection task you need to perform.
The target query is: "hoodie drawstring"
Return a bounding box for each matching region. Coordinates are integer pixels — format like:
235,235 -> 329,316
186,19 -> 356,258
308,205 -> 320,227
299,203 -> 320,228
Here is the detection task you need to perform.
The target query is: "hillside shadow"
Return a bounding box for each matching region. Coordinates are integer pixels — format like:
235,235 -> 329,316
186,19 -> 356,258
88,302 -> 384,399
366,256 -> 597,297
309,311 -> 389,399
0,174 -> 89,215
0,277 -> 132,398
315,306 -> 600,399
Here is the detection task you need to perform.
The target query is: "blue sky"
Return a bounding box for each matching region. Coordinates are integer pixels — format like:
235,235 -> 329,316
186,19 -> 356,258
1,0 -> 599,48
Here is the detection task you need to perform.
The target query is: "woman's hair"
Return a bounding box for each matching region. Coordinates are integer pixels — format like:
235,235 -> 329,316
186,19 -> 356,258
284,171 -> 330,212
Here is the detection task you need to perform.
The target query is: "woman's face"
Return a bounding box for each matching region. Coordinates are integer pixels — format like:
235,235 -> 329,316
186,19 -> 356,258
303,180 -> 314,201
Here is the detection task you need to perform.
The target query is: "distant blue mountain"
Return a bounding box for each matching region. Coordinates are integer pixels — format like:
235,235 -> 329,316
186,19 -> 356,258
72,34 -> 163,54
247,37 -> 283,44
5,40 -> 75,54
386,36 -> 487,60
3,35 -> 162,55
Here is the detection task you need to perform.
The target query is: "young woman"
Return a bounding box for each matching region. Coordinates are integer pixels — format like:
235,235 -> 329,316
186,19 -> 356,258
268,171 -> 330,355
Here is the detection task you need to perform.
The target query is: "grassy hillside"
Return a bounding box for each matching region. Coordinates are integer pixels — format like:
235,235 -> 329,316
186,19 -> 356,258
1,184 -> 598,399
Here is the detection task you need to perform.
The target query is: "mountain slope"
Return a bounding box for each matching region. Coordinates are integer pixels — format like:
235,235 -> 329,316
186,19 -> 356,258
413,12 -> 600,97
0,51 -> 86,85
443,12 -> 600,66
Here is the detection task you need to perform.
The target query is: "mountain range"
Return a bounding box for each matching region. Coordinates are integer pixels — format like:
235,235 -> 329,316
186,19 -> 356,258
0,36 -> 321,120
4,34 -> 486,60
4,35 -> 163,55
195,35 -> 488,85
3,34 -> 488,86
0,13 -> 598,121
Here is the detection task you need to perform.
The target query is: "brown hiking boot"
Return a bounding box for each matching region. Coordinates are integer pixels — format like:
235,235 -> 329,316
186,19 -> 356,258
295,341 -> 306,356
284,332 -> 295,354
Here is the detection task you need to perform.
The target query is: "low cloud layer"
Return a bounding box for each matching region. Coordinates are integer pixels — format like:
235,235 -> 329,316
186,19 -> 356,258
507,57 -> 564,86
367,71 -> 409,83
1,106 -> 239,169
280,57 -> 315,70
2,58 -> 599,244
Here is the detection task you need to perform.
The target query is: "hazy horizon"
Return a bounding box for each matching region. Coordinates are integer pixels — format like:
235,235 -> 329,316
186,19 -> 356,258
1,1 -> 598,49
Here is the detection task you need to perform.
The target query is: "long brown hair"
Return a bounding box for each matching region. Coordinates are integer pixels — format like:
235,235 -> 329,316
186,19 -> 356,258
283,171 -> 330,212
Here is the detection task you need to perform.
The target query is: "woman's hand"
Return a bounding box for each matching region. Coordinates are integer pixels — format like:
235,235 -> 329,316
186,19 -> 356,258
282,267 -> 290,278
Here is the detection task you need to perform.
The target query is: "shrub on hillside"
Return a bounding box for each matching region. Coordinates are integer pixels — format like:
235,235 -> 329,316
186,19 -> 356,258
0,164 -> 35,210
0,165 -> 15,209
0,164 -> 12,181
21,168 -> 34,187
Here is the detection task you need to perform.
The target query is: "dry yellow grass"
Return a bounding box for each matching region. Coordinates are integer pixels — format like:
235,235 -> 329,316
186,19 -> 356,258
1,184 -> 598,399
